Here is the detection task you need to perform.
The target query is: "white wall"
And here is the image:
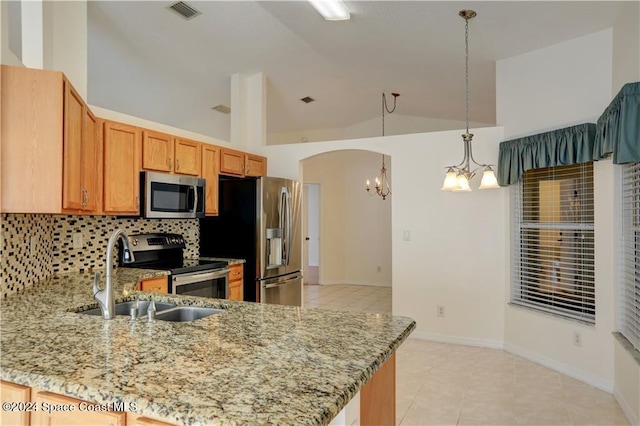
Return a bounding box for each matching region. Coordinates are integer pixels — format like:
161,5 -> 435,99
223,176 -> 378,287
1,1 -> 25,66
302,150 -> 392,286
260,126 -> 507,345
498,29 -> 616,390
268,113 -> 491,145
43,1 -> 87,97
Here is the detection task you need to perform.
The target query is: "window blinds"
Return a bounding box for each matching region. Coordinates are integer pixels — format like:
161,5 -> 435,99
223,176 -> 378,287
620,163 -> 640,350
511,163 -> 595,322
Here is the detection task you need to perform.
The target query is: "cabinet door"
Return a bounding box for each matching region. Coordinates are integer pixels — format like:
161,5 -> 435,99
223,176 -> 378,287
142,130 -> 173,173
31,391 -> 125,426
245,154 -> 267,177
62,79 -> 85,211
139,277 -> 168,294
0,381 -> 30,426
103,121 -> 141,215
82,108 -> 99,212
174,138 -> 201,176
228,283 -> 243,301
201,145 -> 219,216
219,148 -> 245,176
126,413 -> 175,426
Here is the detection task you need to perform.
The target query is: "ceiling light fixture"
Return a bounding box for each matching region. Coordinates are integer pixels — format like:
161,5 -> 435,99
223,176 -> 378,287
441,10 -> 499,192
366,92 -> 399,201
307,0 -> 350,21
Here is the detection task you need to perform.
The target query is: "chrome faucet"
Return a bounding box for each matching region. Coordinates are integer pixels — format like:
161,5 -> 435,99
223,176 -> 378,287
93,229 -> 135,320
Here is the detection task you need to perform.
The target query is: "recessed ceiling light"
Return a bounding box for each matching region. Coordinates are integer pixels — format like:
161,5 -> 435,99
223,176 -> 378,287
307,0 -> 350,21
211,104 -> 231,114
300,96 -> 315,104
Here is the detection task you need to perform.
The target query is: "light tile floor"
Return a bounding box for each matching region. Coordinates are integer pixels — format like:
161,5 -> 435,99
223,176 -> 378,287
303,284 -> 629,426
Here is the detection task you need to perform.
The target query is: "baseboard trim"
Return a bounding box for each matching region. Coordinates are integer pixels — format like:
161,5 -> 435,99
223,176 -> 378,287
504,342 -> 614,393
319,280 -> 392,287
409,331 -> 504,350
613,387 -> 639,426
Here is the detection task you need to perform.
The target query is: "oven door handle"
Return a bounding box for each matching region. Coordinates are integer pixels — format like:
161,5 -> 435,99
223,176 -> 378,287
172,269 -> 230,286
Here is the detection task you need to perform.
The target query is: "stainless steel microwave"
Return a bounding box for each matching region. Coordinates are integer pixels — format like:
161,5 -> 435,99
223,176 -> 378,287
141,171 -> 205,219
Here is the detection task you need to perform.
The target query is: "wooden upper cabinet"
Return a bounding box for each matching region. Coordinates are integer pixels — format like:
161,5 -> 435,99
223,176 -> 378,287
174,138 -> 201,176
62,79 -> 99,214
103,121 -> 141,215
1,65 -> 64,213
201,144 -> 219,216
219,148 -> 246,176
142,130 -> 174,173
219,148 -> 267,177
245,154 -> 267,177
83,109 -> 99,212
62,81 -> 84,211
0,66 -> 101,214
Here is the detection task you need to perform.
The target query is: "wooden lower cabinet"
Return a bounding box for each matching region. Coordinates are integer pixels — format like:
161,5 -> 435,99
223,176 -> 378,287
0,381 -> 31,426
31,391 -> 125,426
138,277 -> 168,294
227,264 -> 243,301
126,413 -> 173,426
360,353 -> 396,426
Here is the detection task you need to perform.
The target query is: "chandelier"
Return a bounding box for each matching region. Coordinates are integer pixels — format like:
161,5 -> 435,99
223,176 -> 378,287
441,10 -> 499,192
366,92 -> 399,200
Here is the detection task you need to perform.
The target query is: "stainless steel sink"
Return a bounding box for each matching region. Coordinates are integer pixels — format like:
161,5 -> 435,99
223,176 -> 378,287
79,301 -> 176,316
153,306 -> 224,322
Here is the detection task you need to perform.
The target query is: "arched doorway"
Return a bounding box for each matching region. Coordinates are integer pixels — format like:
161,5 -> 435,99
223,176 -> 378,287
301,149 -> 392,314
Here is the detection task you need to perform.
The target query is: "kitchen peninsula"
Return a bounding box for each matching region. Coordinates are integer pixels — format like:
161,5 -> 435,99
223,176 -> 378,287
0,269 -> 415,425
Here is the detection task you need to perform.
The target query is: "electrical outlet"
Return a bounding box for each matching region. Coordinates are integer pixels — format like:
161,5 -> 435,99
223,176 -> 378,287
30,236 -> 37,256
573,331 -> 582,347
73,233 -> 83,250
403,230 -> 411,241
437,305 -> 445,317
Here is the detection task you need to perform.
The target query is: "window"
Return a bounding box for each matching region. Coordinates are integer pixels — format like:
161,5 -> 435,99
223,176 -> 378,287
511,163 -> 595,322
620,163 -> 640,350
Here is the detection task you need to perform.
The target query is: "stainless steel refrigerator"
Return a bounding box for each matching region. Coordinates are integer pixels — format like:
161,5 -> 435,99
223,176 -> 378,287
200,176 -> 303,306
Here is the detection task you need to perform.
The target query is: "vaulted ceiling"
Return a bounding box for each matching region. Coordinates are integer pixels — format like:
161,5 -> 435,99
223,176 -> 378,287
88,1 -> 631,142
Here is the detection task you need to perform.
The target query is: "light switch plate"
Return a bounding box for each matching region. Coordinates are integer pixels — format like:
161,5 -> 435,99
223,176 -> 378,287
403,230 -> 411,241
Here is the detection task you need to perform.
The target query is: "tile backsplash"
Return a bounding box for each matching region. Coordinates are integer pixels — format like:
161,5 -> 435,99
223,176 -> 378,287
1,214 -> 199,299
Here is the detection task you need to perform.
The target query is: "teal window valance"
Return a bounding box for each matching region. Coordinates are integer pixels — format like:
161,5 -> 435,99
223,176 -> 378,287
594,82 -> 640,164
497,123 -> 596,186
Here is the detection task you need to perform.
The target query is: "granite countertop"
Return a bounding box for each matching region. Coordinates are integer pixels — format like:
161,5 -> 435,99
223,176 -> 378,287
0,269 -> 415,425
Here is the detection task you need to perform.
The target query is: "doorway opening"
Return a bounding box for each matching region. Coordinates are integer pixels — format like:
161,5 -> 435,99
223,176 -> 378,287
303,184 -> 320,285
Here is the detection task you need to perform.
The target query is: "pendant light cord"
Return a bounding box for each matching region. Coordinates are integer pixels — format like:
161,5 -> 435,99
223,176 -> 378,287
464,16 -> 470,135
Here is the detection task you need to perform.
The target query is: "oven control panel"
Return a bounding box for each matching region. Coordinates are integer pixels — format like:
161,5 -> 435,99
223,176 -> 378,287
127,233 -> 186,252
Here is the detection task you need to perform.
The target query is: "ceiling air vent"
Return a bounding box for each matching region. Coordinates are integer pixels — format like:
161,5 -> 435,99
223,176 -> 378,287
168,1 -> 201,20
300,96 -> 315,104
211,104 -> 231,114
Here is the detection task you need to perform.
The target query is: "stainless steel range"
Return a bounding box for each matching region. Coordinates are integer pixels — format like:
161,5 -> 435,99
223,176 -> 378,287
118,233 -> 230,298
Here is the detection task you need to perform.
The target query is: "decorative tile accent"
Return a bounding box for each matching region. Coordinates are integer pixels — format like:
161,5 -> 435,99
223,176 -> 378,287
1,214 -> 199,298
51,215 -> 199,273
0,214 -> 54,299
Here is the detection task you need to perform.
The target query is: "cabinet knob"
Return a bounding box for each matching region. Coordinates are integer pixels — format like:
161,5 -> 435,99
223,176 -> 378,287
168,158 -> 173,169
176,159 -> 180,170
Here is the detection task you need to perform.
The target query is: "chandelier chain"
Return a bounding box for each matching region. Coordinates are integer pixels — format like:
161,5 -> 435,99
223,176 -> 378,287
464,15 -> 470,135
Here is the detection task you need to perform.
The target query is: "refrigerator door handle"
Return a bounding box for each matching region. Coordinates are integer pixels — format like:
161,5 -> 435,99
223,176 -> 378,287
263,274 -> 302,289
280,188 -> 289,266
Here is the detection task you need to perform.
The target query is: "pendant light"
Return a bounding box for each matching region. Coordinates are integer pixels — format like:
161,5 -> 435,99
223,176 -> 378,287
365,92 -> 399,200
441,10 -> 499,192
